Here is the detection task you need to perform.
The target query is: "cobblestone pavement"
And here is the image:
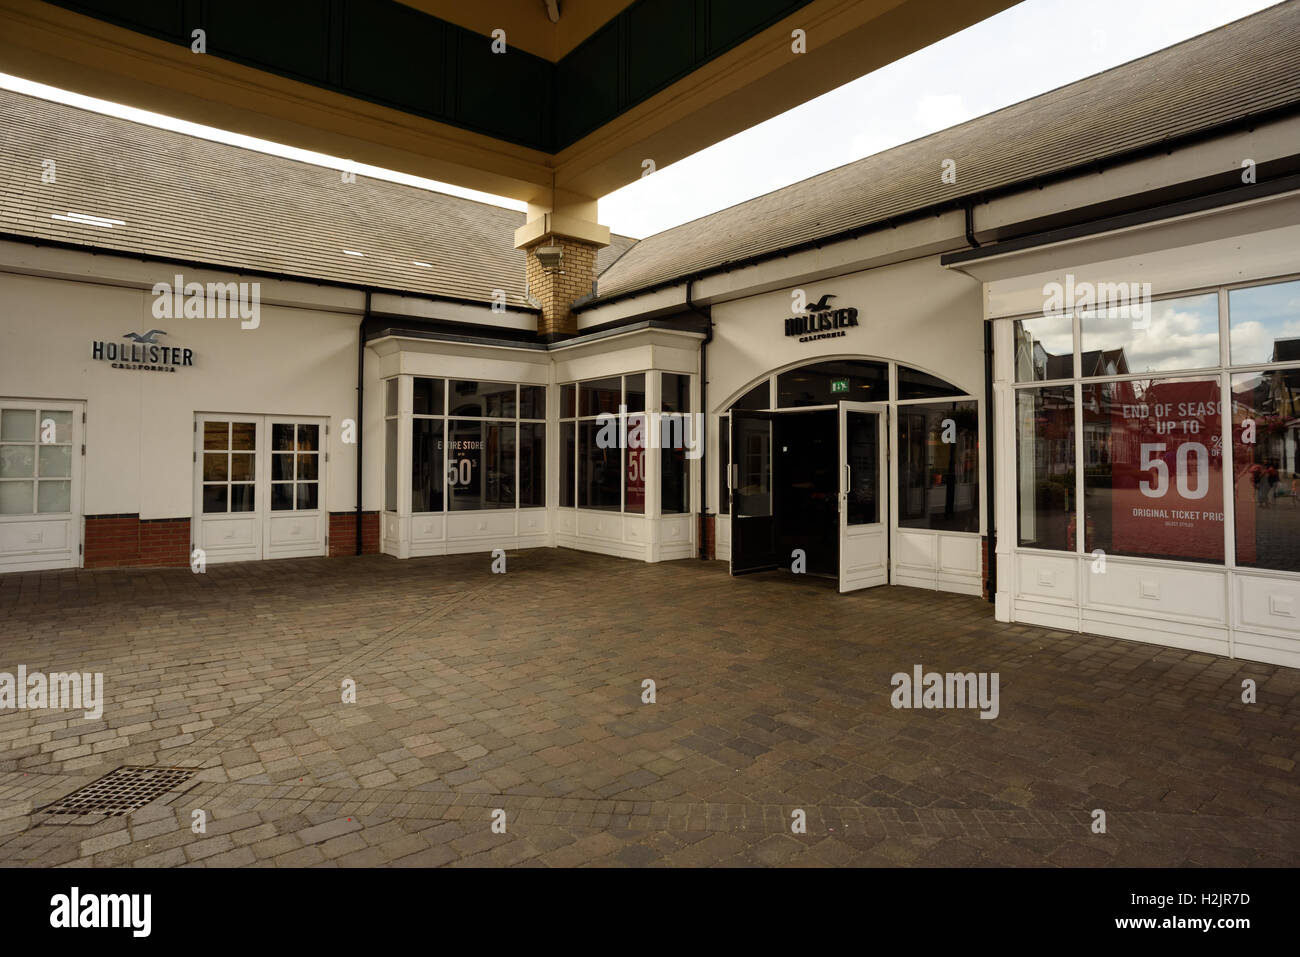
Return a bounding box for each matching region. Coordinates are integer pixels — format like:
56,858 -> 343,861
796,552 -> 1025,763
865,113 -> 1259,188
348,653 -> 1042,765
1,550 -> 1297,868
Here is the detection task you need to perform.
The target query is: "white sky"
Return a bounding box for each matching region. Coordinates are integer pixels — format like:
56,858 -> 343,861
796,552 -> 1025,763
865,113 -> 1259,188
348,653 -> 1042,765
0,0 -> 1281,239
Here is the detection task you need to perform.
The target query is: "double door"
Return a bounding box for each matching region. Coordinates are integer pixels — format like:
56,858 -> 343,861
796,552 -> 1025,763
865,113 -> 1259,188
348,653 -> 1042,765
193,414 -> 327,564
729,401 -> 887,592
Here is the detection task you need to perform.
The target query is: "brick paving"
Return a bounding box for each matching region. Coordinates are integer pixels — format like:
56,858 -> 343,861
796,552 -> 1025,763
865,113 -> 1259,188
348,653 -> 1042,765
0,549 -> 1298,867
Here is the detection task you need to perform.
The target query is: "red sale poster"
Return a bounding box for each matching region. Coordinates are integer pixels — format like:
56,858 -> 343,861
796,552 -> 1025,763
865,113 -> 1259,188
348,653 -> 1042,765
1109,380 -> 1225,561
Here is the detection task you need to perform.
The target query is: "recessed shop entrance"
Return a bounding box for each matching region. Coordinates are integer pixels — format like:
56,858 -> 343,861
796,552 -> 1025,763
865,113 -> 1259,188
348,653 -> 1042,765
729,401 -> 888,592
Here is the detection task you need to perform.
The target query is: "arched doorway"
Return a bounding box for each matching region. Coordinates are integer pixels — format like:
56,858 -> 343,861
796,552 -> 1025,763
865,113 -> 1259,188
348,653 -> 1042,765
719,358 -> 981,594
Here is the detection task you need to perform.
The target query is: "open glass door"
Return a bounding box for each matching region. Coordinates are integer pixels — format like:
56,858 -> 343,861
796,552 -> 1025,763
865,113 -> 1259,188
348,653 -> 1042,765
729,411 -> 778,575
839,402 -> 888,592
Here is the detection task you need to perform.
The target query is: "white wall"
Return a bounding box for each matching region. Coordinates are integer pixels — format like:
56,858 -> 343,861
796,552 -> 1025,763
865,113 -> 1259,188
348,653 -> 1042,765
0,269 -> 363,520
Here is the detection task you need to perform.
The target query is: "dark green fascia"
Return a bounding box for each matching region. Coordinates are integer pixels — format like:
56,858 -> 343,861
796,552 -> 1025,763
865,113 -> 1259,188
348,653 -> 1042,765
43,0 -> 813,154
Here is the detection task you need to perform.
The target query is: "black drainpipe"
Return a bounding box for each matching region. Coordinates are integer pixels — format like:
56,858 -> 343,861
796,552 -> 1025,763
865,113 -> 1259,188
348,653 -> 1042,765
355,292 -> 370,556
685,280 -> 713,559
966,201 -> 997,603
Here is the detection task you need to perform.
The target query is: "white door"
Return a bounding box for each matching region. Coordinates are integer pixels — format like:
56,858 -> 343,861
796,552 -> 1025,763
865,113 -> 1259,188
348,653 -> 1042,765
839,402 -> 889,592
194,414 -> 328,565
0,400 -> 82,571
195,414 -> 262,564
263,417 -> 326,559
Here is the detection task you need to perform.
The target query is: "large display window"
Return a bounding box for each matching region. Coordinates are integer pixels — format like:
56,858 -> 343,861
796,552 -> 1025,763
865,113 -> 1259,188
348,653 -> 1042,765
559,372 -> 691,516
1010,275 -> 1300,570
395,377 -> 545,513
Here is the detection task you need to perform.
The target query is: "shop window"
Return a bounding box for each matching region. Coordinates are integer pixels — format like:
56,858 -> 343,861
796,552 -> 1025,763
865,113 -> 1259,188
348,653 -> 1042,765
578,419 -> 621,510
1015,386 -> 1075,551
562,373 -> 668,514
1081,376 -> 1224,564
1013,315 -> 1073,382
560,421 -> 576,508
519,385 -> 546,420
449,420 -> 516,510
897,402 -> 979,532
897,366 -> 968,401
661,444 -> 688,514
451,379 -> 515,418
411,418 -> 445,512
626,414 -> 646,514
413,377 -> 445,416
384,419 -> 398,512
1229,279 -> 1300,367
270,423 -> 320,511
625,374 -> 646,413
1080,293 -> 1219,375
777,360 -> 887,406
519,422 -> 545,508
1232,368 -> 1300,572
581,377 -> 621,417
1,407 -> 73,515
662,372 -> 690,413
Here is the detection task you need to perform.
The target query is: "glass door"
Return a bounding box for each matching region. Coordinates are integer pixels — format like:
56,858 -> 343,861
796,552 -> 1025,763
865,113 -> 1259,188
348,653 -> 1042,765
839,402 -> 889,592
729,411 -> 778,575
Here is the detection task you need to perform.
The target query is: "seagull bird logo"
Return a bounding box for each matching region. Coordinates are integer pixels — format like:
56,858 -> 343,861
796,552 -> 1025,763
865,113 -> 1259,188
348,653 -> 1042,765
123,330 -> 166,344
807,294 -> 836,312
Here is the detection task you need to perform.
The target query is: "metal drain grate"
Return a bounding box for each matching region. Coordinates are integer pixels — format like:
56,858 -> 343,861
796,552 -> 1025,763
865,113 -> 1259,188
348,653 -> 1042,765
38,766 -> 196,818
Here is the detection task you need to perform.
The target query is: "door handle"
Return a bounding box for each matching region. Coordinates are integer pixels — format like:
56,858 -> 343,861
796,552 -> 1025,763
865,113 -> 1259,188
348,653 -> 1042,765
730,464 -> 738,489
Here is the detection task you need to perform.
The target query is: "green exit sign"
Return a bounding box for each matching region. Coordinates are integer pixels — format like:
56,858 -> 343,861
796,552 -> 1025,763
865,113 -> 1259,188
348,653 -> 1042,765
831,379 -> 849,393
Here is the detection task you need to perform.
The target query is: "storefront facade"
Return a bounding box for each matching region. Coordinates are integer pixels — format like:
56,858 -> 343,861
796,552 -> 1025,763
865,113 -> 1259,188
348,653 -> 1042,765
3,4 -> 1300,670
953,187 -> 1300,669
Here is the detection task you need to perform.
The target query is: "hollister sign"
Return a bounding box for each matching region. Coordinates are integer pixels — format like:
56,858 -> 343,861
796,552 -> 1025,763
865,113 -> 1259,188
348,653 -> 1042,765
91,330 -> 193,372
784,294 -> 859,342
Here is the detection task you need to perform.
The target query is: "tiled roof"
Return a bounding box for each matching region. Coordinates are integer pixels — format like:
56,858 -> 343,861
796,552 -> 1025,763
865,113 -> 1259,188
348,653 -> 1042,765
592,1 -> 1300,301
0,90 -> 636,307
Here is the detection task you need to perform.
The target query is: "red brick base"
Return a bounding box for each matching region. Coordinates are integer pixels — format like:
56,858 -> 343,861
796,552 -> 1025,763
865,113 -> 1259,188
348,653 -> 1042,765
84,515 -> 190,568
698,513 -> 716,561
329,511 -> 380,556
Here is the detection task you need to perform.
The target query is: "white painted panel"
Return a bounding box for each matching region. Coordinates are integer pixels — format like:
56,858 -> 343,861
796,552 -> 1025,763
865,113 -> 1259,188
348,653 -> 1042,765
1015,552 -> 1078,602
938,535 -> 980,574
199,516 -> 259,563
518,509 -> 547,536
660,515 -> 691,545
446,510 -> 516,541
266,514 -> 321,547
896,531 -> 937,570
0,519 -> 71,557
624,516 -> 648,543
577,511 -> 622,542
1236,573 -> 1300,634
410,514 -> 445,544
1084,560 -> 1226,625
1232,630 -> 1300,670
557,510 -> 576,535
